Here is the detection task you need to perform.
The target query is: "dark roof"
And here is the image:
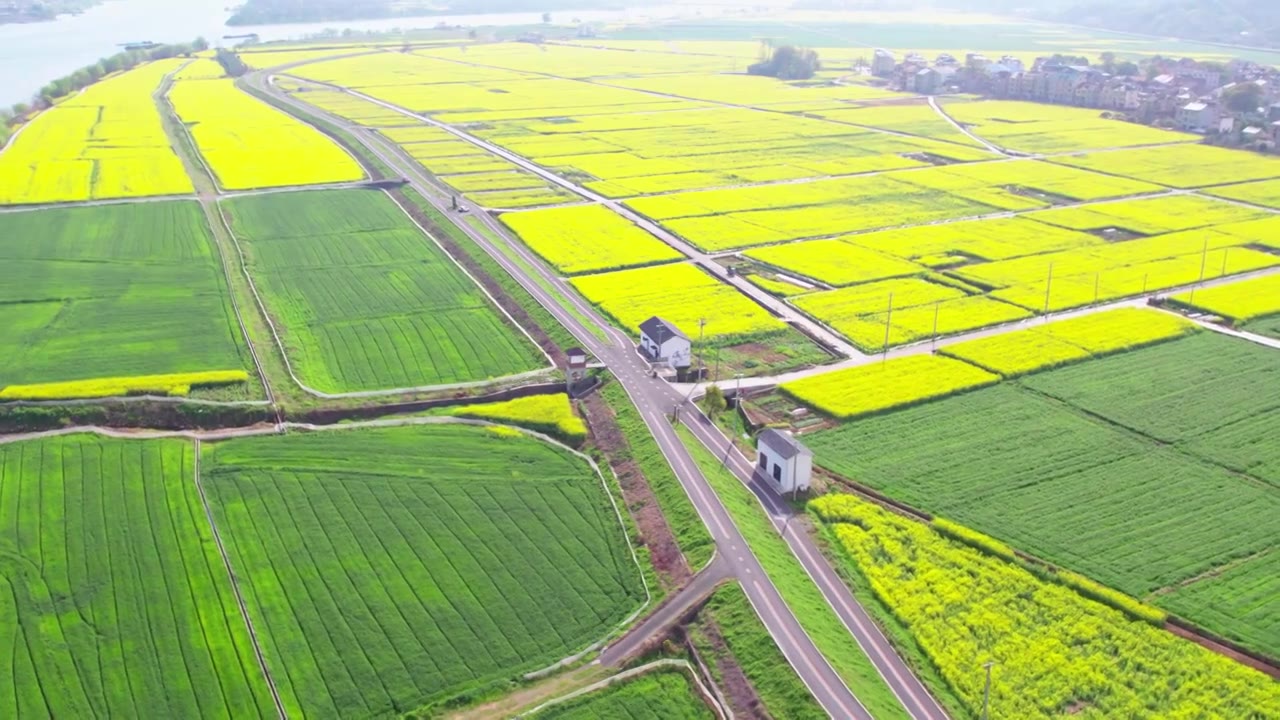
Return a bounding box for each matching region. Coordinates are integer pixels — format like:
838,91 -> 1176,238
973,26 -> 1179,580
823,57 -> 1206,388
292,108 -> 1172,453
639,316 -> 689,342
758,429 -> 812,460
565,346 -> 587,358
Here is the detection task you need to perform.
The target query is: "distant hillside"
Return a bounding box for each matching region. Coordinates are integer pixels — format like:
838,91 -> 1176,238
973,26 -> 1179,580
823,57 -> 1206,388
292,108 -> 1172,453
226,0 -> 622,26
1042,0 -> 1280,49
797,0 -> 1280,50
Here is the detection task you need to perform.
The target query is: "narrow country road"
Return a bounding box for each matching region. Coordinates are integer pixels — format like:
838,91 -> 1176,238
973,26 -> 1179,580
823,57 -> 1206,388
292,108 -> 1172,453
244,70 -> 943,720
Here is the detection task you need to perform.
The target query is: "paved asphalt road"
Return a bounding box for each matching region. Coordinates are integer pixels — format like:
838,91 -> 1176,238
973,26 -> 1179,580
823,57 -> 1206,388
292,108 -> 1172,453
245,71 -> 950,719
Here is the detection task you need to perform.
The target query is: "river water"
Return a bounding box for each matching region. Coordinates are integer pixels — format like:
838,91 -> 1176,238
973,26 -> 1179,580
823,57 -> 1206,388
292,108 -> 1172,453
0,0 -> 705,106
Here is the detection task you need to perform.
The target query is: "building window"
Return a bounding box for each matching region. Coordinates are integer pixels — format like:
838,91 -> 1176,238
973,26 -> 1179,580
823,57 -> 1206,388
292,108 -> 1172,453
758,455 -> 768,470
772,465 -> 782,482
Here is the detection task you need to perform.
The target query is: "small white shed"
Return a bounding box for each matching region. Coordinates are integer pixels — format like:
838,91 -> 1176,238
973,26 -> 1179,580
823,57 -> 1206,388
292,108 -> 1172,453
756,429 -> 813,495
639,316 -> 692,368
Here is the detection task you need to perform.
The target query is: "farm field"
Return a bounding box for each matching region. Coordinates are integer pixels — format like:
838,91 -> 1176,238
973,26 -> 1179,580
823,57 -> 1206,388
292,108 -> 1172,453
500,204 -> 682,275
203,424 -> 645,718
222,188 -> 545,393
0,201 -> 252,397
570,262 -> 784,341
168,78 -> 365,190
939,307 -> 1198,376
1049,143 -> 1280,187
781,354 -> 999,419
806,332 -> 1279,656
811,102 -> 986,147
810,494 -> 1280,720
0,59 -> 193,204
0,434 -> 275,717
788,277 -> 1032,351
529,668 -> 713,720
1167,273 -> 1280,324
941,99 -> 1196,153
1206,178 -> 1280,209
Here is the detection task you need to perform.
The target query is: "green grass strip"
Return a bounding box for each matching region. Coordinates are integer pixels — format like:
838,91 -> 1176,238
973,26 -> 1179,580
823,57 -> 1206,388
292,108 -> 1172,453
601,383 -> 715,571
675,426 -> 909,720
696,582 -> 826,719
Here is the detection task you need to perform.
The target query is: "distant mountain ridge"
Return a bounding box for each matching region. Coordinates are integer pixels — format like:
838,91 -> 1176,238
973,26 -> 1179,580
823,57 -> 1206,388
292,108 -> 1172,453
1044,0 -> 1280,50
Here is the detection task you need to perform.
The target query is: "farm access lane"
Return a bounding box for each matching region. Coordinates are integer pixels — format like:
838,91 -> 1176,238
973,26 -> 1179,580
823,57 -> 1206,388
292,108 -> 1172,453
246,72 -> 914,720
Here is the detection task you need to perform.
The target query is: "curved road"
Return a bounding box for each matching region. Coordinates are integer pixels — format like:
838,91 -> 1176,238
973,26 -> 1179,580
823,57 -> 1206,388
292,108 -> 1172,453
244,70 -> 947,720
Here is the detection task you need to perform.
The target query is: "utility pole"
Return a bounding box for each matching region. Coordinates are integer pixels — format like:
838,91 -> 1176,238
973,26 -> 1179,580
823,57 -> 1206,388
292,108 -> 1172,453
1220,246 -> 1230,278
981,661 -> 995,720
882,292 -> 894,360
1093,272 -> 1100,305
1042,262 -> 1054,318
1197,238 -> 1209,284
931,299 -> 941,349
697,317 -> 707,381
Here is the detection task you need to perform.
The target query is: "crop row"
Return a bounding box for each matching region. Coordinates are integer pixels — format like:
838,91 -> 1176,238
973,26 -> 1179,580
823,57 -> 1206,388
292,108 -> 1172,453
223,188 -> 544,393
444,393 -> 587,442
781,354 -> 999,419
205,424 -> 645,717
0,370 -> 248,400
0,435 -> 276,717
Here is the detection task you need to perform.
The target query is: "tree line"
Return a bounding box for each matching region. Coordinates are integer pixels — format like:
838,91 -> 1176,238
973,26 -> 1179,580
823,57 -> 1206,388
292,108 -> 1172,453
2,38 -> 208,133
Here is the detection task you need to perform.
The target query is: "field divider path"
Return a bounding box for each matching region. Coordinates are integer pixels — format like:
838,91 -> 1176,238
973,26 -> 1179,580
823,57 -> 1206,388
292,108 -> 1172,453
516,659 -> 728,720
191,437 -> 289,720
927,96 -> 1009,155
155,60 -> 278,411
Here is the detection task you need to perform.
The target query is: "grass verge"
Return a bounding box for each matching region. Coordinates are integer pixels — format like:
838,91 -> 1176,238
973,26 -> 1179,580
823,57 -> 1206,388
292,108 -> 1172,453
675,425 -> 909,720
692,582 -> 826,719
601,383 -> 715,571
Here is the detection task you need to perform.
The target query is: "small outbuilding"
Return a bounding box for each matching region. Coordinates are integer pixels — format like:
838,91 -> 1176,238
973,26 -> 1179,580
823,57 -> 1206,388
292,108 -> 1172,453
639,316 -> 691,368
756,429 -> 813,495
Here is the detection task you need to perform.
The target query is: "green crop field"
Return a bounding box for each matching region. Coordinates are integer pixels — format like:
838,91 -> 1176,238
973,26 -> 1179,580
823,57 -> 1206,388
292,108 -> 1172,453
529,668 -> 713,720
0,202 -> 250,389
223,189 -> 545,393
805,333 -> 1279,657
0,434 -> 275,717
202,424 -> 645,717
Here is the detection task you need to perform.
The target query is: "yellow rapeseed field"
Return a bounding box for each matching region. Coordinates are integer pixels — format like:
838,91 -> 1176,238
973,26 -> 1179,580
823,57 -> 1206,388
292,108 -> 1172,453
792,278 -> 1031,350
1169,274 -> 1280,323
446,394 -> 587,441
0,370 -> 248,400
0,60 -> 193,204
1028,195 -> 1265,235
941,99 -> 1196,153
500,204 -> 681,275
168,78 -> 365,189
940,308 -> 1198,376
781,355 -> 999,419
745,239 -> 924,286
570,263 -> 784,340
1050,144 -> 1280,188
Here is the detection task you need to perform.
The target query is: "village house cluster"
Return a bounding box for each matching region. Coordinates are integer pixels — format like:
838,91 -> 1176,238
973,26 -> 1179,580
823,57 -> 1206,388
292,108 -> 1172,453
869,50 -> 1280,150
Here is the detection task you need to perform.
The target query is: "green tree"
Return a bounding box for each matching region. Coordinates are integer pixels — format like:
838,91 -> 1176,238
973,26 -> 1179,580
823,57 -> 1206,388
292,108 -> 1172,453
1226,84 -> 1263,113
703,385 -> 728,419
748,46 -> 821,81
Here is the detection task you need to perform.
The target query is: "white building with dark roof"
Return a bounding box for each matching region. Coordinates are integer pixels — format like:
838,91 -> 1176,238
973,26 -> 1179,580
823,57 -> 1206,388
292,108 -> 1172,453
639,316 -> 691,368
756,429 -> 813,495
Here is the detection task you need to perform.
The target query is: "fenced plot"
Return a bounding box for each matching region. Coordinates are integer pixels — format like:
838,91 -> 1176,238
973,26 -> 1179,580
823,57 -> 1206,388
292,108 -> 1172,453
203,424 -> 646,718
223,188 -> 545,393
